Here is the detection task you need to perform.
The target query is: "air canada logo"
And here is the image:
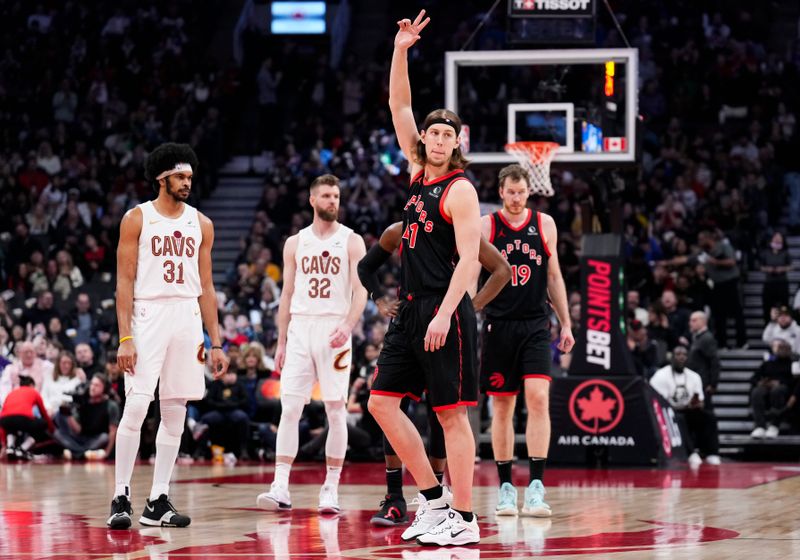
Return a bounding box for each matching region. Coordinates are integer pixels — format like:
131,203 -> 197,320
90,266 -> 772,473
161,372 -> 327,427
568,379 -> 624,434
489,372 -> 505,389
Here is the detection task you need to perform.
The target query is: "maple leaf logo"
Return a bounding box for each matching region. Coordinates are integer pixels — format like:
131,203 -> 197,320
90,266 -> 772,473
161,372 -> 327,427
577,387 -> 617,423
569,379 -> 625,434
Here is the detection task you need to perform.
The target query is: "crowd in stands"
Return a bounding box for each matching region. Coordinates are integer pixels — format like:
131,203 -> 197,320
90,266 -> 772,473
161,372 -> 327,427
2,1 -> 800,463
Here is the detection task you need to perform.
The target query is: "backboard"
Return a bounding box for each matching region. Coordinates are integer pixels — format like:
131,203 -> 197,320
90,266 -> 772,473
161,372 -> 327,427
445,48 -> 638,164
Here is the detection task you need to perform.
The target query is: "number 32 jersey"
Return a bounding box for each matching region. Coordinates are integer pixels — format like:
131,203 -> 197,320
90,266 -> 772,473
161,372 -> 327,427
134,201 -> 203,300
290,224 -> 354,318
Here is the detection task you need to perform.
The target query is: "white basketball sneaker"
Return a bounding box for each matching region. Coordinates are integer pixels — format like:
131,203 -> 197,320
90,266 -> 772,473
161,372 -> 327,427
401,486 -> 452,541
318,484 -> 341,514
257,481 -> 292,511
416,508 -> 480,546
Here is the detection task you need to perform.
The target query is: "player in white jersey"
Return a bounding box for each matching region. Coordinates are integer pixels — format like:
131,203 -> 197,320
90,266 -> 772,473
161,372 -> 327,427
257,174 -> 367,513
107,143 -> 229,529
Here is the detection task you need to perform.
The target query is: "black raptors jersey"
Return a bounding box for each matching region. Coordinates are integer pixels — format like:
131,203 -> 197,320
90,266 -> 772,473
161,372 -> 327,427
399,169 -> 470,294
484,209 -> 551,320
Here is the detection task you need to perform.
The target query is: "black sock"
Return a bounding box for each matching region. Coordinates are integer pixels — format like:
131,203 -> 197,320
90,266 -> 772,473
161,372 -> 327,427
454,508 -> 474,522
496,460 -> 513,486
434,471 -> 445,485
386,468 -> 403,497
420,485 -> 443,501
529,457 -> 546,483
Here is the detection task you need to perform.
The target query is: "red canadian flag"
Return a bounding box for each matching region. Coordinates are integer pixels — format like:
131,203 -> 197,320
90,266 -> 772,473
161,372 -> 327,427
604,137 -> 627,152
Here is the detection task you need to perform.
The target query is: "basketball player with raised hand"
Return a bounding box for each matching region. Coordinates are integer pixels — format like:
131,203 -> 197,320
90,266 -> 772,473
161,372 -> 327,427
257,174 -> 367,514
108,143 -> 229,529
367,10 -> 483,546
481,164 -> 573,518
357,221 -> 511,526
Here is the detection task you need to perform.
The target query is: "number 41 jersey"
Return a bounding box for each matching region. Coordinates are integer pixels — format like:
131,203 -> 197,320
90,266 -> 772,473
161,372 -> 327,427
400,169 -> 471,294
290,224 -> 354,318
134,201 -> 203,300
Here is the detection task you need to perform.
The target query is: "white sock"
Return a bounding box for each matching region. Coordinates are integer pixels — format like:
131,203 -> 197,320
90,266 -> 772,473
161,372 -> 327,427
114,393 -> 151,499
323,400 -> 348,459
274,462 -> 291,487
275,394 -> 305,459
7,434 -> 16,447
150,399 -> 186,501
325,465 -> 342,488
20,436 -> 35,451
115,431 -> 140,497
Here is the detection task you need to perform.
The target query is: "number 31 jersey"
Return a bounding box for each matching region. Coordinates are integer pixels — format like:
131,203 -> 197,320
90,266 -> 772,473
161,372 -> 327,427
134,200 -> 203,300
290,224 -> 354,318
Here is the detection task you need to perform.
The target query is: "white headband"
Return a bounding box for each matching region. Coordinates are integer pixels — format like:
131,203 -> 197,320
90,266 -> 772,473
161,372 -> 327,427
156,163 -> 193,181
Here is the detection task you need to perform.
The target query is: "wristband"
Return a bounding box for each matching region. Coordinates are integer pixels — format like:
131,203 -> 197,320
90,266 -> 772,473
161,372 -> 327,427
211,345 -> 223,350
119,336 -> 133,344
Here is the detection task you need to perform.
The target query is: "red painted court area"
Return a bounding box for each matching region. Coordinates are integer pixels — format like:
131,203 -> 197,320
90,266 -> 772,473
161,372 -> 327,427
179,461 -> 800,490
1,461 -> 798,559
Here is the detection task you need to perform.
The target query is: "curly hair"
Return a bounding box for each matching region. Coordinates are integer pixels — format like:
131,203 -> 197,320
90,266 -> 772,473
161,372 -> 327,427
144,143 -> 199,192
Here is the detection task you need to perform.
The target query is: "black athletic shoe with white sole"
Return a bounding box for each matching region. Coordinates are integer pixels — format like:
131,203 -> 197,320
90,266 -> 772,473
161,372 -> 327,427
139,494 -> 191,527
371,494 -> 409,526
107,495 -> 133,529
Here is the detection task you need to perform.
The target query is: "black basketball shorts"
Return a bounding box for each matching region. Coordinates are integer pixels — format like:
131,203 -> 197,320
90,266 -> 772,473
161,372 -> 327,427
372,294 -> 478,411
480,317 -> 552,396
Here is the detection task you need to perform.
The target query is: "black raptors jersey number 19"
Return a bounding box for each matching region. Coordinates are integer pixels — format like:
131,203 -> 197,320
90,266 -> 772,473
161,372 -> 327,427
400,169 -> 470,294
484,209 -> 551,320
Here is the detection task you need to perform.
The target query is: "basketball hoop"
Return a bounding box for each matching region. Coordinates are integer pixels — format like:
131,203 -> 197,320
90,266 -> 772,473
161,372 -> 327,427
504,141 -> 558,197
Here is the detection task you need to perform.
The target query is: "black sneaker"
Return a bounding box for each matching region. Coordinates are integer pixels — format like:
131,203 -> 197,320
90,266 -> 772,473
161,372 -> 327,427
370,494 -> 408,526
107,495 -> 133,529
139,495 -> 191,527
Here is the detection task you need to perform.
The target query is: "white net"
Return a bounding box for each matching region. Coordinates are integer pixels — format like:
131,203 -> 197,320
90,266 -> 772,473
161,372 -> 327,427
504,141 -> 558,197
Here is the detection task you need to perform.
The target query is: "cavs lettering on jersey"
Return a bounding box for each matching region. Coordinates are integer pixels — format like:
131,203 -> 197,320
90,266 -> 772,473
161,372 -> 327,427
134,201 -> 202,300
484,209 -> 551,320
400,169 -> 472,294
291,224 -> 353,317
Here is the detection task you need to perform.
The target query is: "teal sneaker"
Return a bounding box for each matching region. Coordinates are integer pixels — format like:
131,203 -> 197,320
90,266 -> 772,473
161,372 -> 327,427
495,482 -> 518,516
522,480 -> 551,517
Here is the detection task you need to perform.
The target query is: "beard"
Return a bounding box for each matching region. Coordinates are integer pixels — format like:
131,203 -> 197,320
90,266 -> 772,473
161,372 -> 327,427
316,207 -> 338,222
166,178 -> 190,201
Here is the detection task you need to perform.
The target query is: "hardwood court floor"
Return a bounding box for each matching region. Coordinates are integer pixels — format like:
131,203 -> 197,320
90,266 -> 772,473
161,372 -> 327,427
1,460 -> 799,559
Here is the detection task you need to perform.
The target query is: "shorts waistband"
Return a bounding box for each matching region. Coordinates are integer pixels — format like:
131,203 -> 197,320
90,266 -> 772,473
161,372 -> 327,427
485,314 -> 548,322
134,297 -> 196,305
291,314 -> 346,321
398,289 -> 448,301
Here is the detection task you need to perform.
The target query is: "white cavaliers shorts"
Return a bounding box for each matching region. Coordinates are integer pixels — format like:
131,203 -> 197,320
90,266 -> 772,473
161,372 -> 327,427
281,315 -> 352,403
125,298 -> 206,401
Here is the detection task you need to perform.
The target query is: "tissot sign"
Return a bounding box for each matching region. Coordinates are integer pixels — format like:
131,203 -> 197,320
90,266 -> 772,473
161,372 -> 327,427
509,0 -> 595,18
550,377 -> 686,465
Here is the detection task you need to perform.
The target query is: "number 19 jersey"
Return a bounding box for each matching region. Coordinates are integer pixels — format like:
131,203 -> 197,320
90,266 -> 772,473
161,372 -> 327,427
290,224 -> 354,318
134,201 -> 203,300
484,209 -> 551,320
